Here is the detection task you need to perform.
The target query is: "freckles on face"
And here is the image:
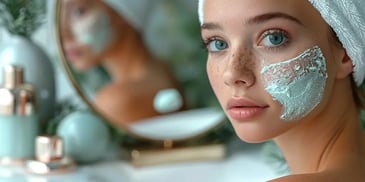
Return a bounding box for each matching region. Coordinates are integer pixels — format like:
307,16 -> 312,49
206,60 -> 222,96
201,0 -> 339,144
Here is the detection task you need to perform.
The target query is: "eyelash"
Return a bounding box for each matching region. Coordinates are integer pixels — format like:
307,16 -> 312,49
202,37 -> 218,49
201,29 -> 291,53
201,37 -> 228,54
259,29 -> 291,51
201,39 -> 209,50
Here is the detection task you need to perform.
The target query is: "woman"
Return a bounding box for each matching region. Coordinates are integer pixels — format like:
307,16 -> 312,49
60,0 -> 185,128
199,0 -> 365,181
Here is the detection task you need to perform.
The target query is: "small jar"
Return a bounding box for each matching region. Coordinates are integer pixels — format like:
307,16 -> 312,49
26,135 -> 76,175
0,65 -> 38,165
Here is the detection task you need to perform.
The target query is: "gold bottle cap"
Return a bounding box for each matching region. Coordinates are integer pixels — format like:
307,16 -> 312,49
2,65 -> 23,89
36,135 -> 64,163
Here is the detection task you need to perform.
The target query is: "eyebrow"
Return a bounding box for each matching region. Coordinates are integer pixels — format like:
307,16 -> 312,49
247,12 -> 303,25
201,12 -> 303,30
201,22 -> 223,31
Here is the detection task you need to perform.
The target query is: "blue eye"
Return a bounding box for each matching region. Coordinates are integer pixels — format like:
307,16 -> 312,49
71,7 -> 88,17
207,39 -> 228,52
261,31 -> 288,47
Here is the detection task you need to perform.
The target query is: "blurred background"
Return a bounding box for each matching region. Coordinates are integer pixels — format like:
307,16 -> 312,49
0,1 -> 286,181
0,0 -> 218,110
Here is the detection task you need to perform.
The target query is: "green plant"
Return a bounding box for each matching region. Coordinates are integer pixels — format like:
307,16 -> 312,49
0,0 -> 45,37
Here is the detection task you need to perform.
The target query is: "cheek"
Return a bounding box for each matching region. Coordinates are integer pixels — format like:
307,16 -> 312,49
71,10 -> 114,54
207,61 -> 224,96
74,50 -> 101,71
261,46 -> 328,121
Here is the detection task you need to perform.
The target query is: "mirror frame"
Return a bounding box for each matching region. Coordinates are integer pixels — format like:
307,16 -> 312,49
53,0 -> 227,145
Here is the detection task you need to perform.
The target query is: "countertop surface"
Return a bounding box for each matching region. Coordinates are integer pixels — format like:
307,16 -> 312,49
0,139 -> 281,182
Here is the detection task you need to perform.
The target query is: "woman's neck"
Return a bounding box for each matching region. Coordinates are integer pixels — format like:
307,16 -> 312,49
274,80 -> 365,174
102,31 -> 154,82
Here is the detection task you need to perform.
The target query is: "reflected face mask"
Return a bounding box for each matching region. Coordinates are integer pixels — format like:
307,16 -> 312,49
260,46 -> 328,121
71,9 -> 113,54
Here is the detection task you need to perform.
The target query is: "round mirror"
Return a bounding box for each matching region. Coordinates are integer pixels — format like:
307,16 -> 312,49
54,0 -> 227,143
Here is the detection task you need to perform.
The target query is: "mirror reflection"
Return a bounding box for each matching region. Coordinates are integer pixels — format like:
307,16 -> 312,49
57,0 -> 224,141
60,0 -> 187,128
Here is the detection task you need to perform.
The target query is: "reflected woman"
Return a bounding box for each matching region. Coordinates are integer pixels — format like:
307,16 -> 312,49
60,0 -> 185,128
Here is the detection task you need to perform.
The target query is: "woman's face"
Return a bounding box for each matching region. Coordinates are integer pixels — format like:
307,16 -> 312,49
61,0 -> 114,71
200,0 -> 344,142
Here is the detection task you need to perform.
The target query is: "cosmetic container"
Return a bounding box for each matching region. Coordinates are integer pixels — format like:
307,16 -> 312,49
26,135 -> 76,175
0,65 -> 38,165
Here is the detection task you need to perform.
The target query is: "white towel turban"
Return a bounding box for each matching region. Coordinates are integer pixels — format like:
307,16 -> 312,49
102,0 -> 155,32
198,0 -> 365,86
102,0 -> 199,60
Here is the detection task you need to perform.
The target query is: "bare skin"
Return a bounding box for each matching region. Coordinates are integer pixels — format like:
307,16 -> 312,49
200,0 -> 365,181
61,0 -> 185,128
94,29 -> 184,127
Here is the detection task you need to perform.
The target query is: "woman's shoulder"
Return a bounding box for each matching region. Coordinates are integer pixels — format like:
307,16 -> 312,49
93,82 -> 164,110
269,173 -> 329,182
269,169 -> 365,182
94,83 -> 145,107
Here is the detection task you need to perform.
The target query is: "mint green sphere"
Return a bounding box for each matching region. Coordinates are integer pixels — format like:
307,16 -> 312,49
57,111 -> 111,163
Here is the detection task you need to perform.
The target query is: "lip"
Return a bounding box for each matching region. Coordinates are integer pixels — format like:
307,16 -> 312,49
65,48 -> 83,61
226,98 -> 269,121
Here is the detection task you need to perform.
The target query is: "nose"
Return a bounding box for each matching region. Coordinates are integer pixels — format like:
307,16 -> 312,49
223,50 -> 256,88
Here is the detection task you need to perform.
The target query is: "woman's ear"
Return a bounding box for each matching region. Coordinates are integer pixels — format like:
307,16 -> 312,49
336,50 -> 354,79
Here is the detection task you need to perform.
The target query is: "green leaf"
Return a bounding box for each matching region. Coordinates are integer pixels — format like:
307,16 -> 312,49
0,0 -> 46,37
